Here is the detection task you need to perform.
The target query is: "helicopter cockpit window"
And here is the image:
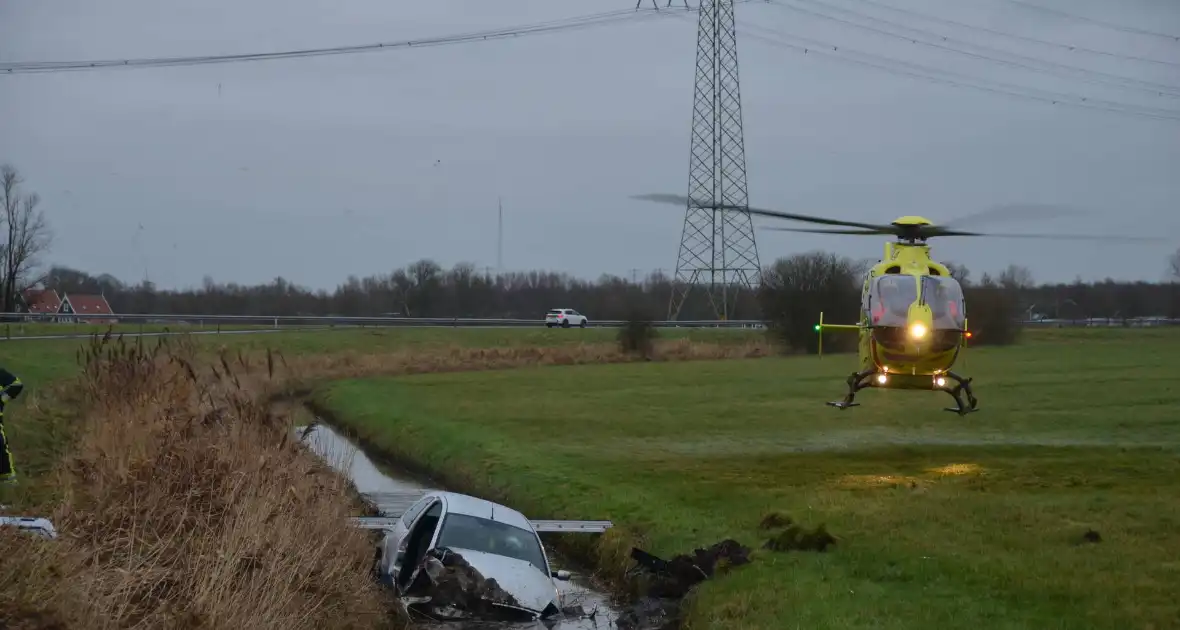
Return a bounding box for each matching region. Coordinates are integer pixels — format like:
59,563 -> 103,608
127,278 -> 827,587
870,275 -> 918,327
922,275 -> 966,330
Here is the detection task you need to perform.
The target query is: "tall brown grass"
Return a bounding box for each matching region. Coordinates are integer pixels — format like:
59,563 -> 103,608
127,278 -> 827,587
272,336 -> 771,394
1,334 -> 397,630
1,333 -> 772,629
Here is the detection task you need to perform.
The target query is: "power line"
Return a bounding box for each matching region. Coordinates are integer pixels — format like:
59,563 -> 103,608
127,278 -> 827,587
844,0 -> 1180,69
764,0 -> 1180,98
0,7 -> 674,74
722,17 -> 1180,122
996,0 -> 1180,43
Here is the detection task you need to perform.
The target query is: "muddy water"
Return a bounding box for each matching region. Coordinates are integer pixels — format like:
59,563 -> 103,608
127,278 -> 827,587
296,423 -> 622,629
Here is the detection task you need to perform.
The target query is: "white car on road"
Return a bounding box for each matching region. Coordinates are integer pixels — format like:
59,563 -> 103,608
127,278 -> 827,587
545,308 -> 588,328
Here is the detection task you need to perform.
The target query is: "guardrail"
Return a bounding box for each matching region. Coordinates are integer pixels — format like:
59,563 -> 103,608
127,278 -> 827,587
0,312 -> 767,330
1,311 -> 1176,338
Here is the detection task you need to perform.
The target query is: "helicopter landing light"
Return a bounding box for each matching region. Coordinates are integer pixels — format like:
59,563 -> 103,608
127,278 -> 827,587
876,374 -> 888,385
908,322 -> 928,339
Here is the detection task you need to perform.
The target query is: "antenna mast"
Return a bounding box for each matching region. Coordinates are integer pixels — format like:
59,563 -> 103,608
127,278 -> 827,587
497,197 -> 504,272
668,0 -> 760,321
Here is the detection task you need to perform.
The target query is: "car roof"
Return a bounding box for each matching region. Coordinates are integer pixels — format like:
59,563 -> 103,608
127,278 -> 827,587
436,491 -> 534,531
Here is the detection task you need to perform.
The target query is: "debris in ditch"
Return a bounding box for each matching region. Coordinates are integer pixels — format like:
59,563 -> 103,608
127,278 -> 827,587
627,539 -> 752,599
763,523 -> 837,552
561,604 -> 588,617
614,597 -> 680,630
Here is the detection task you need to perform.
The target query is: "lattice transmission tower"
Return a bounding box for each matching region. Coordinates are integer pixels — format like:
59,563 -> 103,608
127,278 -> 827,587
667,0 -> 760,321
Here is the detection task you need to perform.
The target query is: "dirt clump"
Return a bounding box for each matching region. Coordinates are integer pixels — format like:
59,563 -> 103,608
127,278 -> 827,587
629,539 -> 751,599
763,523 -> 837,552
759,511 -> 794,529
616,539 -> 753,629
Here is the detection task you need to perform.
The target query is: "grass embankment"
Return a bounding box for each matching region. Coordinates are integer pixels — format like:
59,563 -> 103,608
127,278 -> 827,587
1,325 -> 766,629
3,326 -> 759,489
317,327 -> 1180,630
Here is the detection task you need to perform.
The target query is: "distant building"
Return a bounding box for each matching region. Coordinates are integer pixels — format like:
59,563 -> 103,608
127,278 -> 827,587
18,288 -> 63,320
57,293 -> 117,324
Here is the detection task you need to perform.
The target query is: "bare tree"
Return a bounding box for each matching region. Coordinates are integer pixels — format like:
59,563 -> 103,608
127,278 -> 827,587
1169,247 -> 1180,282
998,264 -> 1035,290
944,261 -> 971,287
1,164 -> 53,313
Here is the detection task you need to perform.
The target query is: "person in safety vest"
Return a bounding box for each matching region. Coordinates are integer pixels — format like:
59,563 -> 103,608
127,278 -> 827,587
0,367 -> 25,484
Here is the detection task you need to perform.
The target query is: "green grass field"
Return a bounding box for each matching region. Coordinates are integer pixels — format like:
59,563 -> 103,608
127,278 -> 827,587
1,325 -> 757,384
317,327 -> 1180,630
0,325 -> 756,491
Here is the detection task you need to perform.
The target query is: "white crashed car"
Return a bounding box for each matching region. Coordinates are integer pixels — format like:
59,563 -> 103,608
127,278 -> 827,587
361,490 -> 609,619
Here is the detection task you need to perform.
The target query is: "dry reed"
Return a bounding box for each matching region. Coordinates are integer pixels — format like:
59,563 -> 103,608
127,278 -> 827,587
1,334 -> 397,630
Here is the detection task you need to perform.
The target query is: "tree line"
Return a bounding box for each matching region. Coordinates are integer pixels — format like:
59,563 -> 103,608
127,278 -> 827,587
39,254 -> 1180,321
5,162 -> 1180,341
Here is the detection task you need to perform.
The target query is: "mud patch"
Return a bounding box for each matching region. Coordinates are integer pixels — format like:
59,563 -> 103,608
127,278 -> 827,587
616,540 -> 752,629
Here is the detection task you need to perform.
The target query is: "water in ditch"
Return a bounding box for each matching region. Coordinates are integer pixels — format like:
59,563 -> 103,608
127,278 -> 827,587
296,422 -> 622,629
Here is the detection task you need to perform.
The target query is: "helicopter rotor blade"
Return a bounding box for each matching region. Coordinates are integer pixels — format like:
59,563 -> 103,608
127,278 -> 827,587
940,203 -> 1087,230
631,193 -> 890,231
929,228 -> 1164,242
633,193 -> 1165,242
762,226 -> 893,235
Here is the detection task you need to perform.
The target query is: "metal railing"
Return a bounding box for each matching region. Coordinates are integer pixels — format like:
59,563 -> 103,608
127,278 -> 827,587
0,311 -> 766,332
1,311 -> 1176,341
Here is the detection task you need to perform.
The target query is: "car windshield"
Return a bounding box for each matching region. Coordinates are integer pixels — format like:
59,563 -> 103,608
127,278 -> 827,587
435,513 -> 548,573
921,275 -> 966,330
870,275 -> 918,327
547,309 -> 562,315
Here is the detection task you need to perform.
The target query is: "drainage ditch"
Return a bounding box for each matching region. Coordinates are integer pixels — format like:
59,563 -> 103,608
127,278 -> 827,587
297,421 -> 623,629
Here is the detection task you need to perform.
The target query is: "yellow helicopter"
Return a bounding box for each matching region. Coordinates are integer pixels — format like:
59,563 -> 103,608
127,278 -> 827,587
633,193 -> 1161,415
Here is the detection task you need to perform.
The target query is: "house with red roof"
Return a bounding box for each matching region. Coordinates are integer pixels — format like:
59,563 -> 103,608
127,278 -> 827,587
57,293 -> 117,324
19,288 -> 63,320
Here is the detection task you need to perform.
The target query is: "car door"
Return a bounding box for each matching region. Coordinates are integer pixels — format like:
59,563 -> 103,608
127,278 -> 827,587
381,495 -> 432,577
395,500 -> 445,590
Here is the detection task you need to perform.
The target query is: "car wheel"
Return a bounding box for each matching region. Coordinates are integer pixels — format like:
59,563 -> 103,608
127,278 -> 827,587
546,323 -> 553,328
579,320 -> 587,328
562,320 -> 570,328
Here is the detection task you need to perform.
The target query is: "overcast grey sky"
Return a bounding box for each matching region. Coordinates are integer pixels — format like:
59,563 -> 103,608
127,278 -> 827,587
2,0 -> 1178,290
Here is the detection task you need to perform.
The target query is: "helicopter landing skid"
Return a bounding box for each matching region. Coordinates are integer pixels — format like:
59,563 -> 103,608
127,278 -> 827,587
826,369 -> 980,416
939,370 -> 979,416
826,369 -> 876,410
